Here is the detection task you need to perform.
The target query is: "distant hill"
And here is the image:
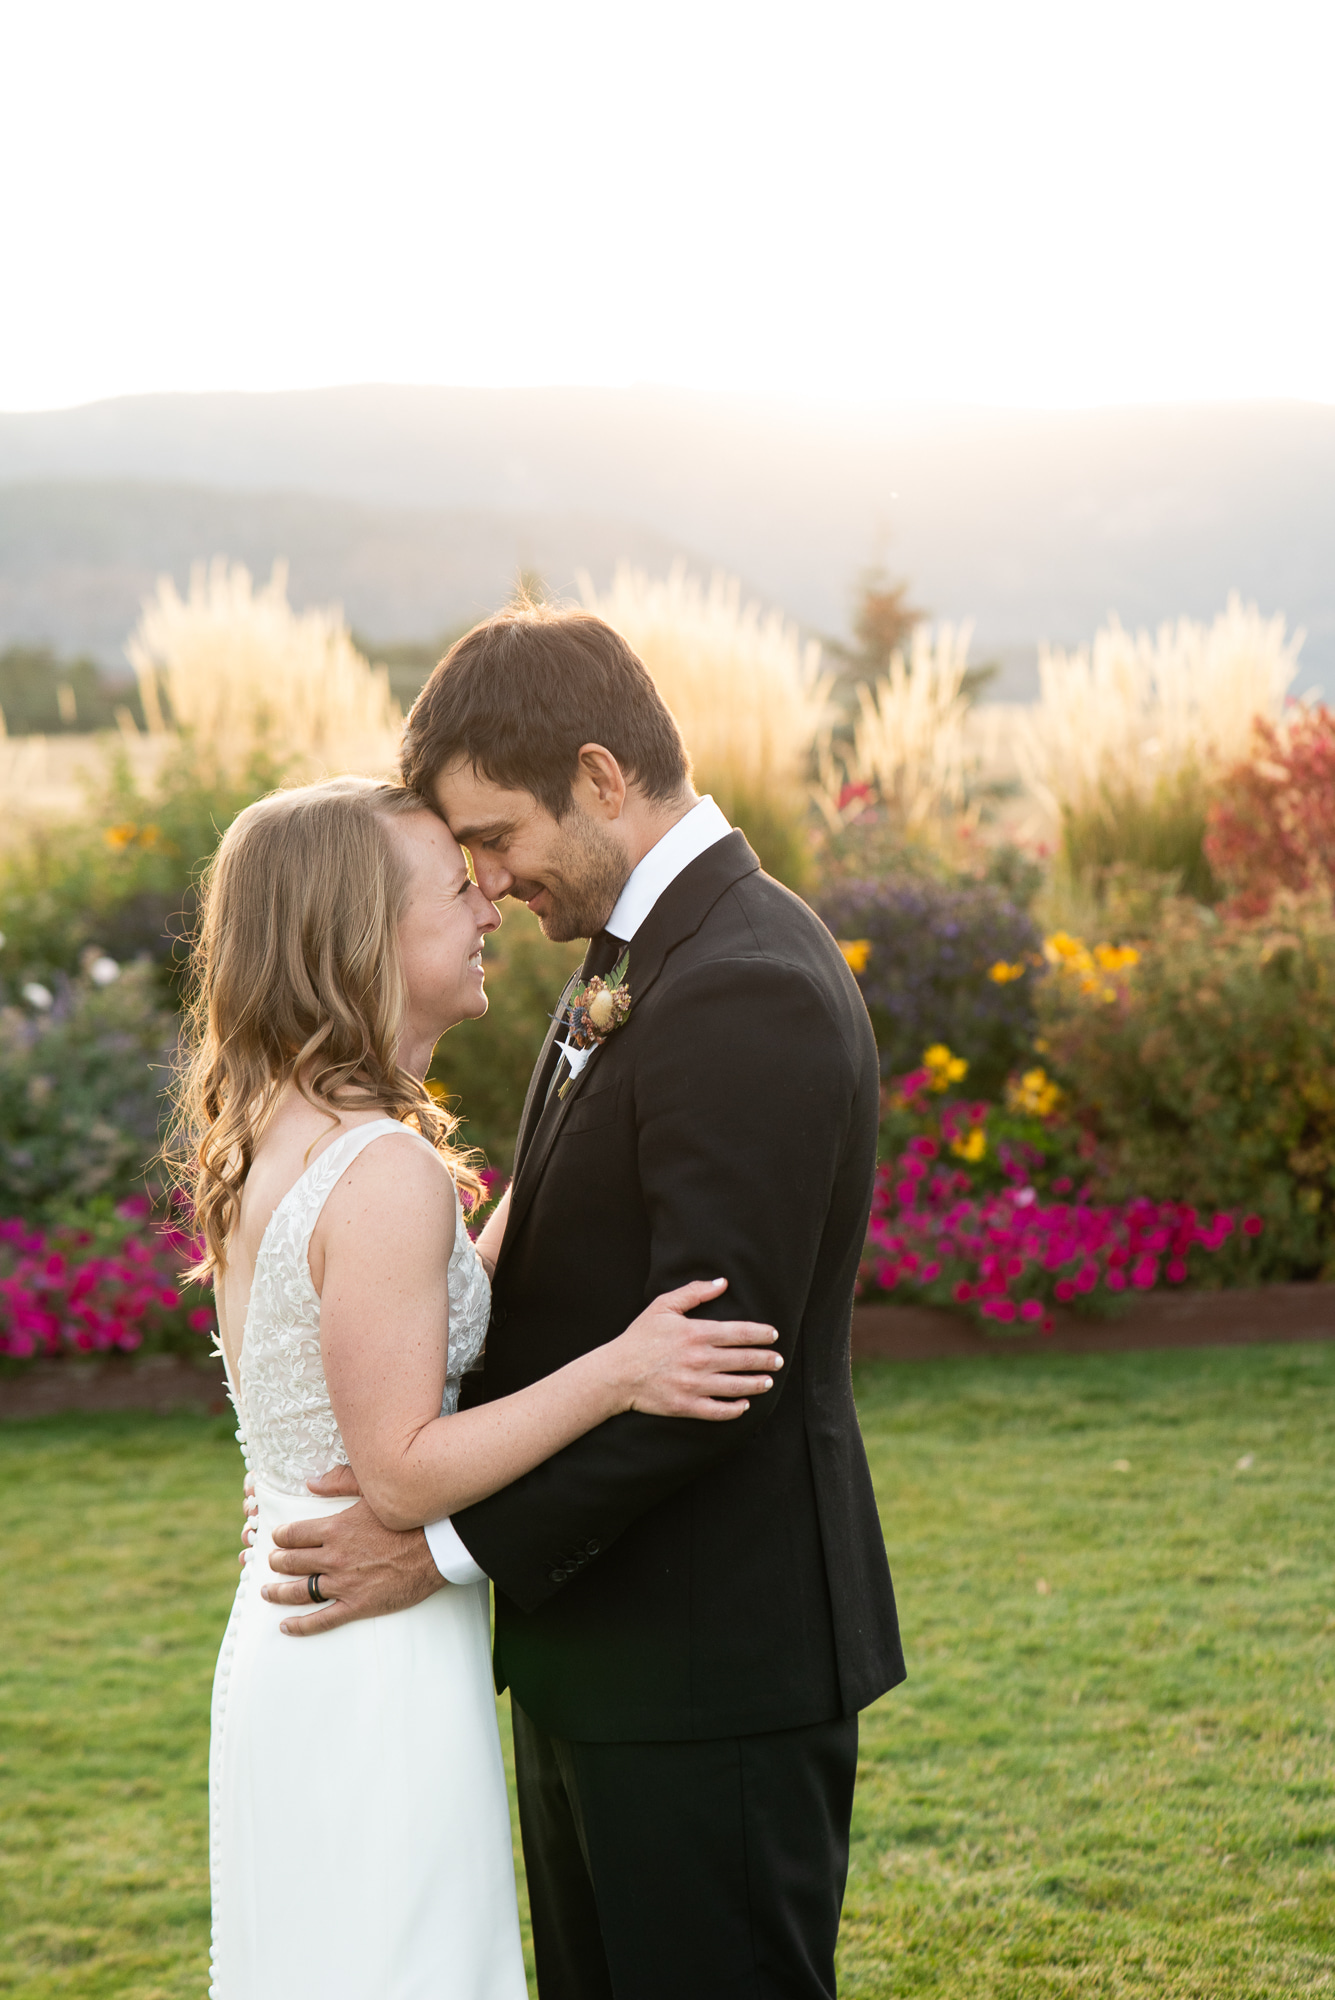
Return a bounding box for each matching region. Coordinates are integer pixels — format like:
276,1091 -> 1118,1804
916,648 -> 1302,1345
0,480 -> 703,668
1,387 -> 1332,694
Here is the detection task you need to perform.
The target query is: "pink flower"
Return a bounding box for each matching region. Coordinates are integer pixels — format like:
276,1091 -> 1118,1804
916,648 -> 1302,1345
1242,1214 -> 1264,1237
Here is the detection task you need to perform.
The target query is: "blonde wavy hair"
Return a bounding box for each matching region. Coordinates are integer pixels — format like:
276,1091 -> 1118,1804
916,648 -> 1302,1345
173,775 -> 481,1278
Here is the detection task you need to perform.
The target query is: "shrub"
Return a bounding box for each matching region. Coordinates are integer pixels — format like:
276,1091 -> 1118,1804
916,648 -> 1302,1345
428,904 -> 584,1173
0,644 -> 141,735
816,875 -> 1041,1095
0,742 -> 286,997
0,962 -> 175,1223
1205,705 -> 1335,918
1038,898 -> 1335,1279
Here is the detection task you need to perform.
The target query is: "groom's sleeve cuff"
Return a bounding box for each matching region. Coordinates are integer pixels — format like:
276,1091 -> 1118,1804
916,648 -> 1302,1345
424,1515 -> 489,1586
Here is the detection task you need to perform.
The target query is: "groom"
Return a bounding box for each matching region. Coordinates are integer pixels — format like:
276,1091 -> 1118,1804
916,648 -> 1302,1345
269,602 -> 904,1997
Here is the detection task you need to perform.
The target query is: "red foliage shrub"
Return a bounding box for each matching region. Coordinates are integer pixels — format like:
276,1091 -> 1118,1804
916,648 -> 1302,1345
1205,706 -> 1335,918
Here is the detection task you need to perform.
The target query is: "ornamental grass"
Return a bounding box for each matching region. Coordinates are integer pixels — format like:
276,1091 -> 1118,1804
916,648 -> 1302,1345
1014,596 -> 1304,898
127,559 -> 402,781
578,562 -> 826,887
827,622 -> 979,837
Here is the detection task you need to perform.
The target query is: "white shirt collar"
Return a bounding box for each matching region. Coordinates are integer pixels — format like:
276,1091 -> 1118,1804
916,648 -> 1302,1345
604,796 -> 733,943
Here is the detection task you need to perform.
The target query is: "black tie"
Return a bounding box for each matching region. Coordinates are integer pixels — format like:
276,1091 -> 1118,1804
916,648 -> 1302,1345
581,928 -> 624,981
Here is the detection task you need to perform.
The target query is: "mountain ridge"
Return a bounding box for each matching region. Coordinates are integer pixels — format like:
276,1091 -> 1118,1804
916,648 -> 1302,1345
2,387 -> 1331,693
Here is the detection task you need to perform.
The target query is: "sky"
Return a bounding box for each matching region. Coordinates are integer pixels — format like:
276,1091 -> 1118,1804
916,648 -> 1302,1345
2,0 -> 1332,414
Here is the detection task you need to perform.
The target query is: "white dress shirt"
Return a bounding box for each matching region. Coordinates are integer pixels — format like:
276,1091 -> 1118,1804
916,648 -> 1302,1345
425,796 -> 733,1586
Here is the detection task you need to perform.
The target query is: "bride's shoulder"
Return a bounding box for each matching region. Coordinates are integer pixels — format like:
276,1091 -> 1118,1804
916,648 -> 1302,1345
322,1119 -> 457,1215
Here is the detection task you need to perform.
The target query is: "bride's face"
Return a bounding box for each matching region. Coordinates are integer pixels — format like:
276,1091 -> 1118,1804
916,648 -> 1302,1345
385,810 -> 502,1058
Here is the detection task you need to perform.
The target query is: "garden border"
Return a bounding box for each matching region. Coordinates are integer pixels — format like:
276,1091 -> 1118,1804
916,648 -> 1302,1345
3,1284 -> 1334,1419
851,1282 -> 1335,1361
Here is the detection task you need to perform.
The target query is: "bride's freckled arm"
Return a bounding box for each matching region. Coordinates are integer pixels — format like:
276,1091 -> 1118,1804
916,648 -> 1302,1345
312,1138 -> 774,1540
472,1183 -> 511,1282
315,1144 -> 627,1533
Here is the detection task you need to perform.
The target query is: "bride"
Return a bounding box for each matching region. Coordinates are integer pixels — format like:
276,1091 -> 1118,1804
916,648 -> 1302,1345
176,775 -> 780,1999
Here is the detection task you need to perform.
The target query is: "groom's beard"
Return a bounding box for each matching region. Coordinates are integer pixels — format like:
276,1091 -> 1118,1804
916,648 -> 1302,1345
513,810 -> 630,944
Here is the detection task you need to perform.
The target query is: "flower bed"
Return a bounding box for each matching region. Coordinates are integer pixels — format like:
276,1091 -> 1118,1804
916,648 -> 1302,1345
0,1199 -> 214,1365
860,1051 -> 1263,1330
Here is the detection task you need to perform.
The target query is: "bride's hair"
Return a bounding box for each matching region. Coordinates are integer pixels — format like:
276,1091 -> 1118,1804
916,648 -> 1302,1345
172,774 -> 481,1279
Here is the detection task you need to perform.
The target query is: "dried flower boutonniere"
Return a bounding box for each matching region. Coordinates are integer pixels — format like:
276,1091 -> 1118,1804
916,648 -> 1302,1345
558,947 -> 632,1097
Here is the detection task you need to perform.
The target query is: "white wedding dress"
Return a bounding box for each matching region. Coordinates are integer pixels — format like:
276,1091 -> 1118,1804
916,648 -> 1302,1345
209,1119 -> 528,2000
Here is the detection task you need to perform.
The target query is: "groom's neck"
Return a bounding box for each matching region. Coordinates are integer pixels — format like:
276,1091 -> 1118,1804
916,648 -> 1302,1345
618,786 -> 700,874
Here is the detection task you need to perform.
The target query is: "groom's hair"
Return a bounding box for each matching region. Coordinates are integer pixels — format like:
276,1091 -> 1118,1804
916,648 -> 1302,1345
400,602 -> 691,819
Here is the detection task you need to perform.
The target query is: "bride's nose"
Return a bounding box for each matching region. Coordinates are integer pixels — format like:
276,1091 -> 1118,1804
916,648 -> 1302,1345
470,884 -> 503,931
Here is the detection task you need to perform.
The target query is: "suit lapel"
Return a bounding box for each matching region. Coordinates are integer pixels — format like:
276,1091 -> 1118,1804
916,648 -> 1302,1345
500,831 -> 760,1251
511,969 -> 581,1179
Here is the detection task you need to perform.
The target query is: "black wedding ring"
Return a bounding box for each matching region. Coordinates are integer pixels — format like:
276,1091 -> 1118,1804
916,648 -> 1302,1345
307,1573 -> 328,1604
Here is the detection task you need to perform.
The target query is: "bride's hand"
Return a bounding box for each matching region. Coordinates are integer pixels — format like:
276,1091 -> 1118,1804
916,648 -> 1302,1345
610,1277 -> 781,1421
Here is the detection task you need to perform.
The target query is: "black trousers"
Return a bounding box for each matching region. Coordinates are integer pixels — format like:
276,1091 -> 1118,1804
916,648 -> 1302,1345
511,1701 -> 858,2000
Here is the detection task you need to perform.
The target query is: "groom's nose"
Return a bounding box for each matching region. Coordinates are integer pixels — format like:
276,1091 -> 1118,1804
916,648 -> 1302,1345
469,854 -> 512,900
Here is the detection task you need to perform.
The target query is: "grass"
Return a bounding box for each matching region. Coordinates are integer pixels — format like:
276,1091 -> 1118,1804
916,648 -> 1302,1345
846,1343 -> 1335,1997
0,1344 -> 1331,1997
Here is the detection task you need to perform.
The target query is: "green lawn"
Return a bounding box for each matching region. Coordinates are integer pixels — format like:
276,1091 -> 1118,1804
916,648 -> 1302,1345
1,1344 -> 1331,1997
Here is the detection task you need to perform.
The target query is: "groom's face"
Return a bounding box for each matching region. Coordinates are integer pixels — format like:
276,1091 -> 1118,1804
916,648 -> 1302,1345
431,760 -> 630,944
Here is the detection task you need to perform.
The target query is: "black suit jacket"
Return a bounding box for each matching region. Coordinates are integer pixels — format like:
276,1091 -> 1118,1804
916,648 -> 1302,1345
453,832 -> 905,1742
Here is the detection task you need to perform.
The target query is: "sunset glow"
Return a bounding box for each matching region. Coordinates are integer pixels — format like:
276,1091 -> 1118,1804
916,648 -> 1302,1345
2,0 -> 1332,413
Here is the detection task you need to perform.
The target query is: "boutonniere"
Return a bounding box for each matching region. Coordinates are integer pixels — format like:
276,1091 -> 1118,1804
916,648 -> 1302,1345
558,947 -> 632,1097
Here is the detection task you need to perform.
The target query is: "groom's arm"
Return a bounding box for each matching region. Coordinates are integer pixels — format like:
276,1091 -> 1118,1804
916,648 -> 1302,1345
449,954 -> 860,1611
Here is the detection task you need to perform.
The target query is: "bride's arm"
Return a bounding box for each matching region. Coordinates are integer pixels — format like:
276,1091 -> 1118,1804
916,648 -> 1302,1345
315,1141 -> 778,1534
471,1182 -> 510,1280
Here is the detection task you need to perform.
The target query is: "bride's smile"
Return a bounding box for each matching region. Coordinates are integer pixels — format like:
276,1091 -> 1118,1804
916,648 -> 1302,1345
384,808 -> 502,1074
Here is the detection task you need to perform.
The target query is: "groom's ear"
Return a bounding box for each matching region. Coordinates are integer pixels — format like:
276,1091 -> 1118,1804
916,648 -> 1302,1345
573,745 -> 629,820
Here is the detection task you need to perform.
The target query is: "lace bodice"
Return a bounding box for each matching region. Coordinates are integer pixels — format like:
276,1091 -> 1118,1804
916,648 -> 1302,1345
225,1119 -> 491,1495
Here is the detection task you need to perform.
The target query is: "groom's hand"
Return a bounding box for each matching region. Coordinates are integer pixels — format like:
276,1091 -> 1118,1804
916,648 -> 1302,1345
263,1470 -> 444,1636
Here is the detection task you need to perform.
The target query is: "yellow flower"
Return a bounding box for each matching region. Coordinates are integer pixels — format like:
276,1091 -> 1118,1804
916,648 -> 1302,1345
838,939 -> 872,974
1044,930 -> 1086,963
1093,942 -> 1140,972
951,1127 -> 987,1162
988,960 -> 1026,984
1006,1066 -> 1063,1118
104,822 -> 138,851
425,1078 -> 450,1103
923,1043 -> 968,1091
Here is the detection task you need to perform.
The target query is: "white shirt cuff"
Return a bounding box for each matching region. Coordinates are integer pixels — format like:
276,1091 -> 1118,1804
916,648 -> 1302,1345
423,1515 -> 489,1586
